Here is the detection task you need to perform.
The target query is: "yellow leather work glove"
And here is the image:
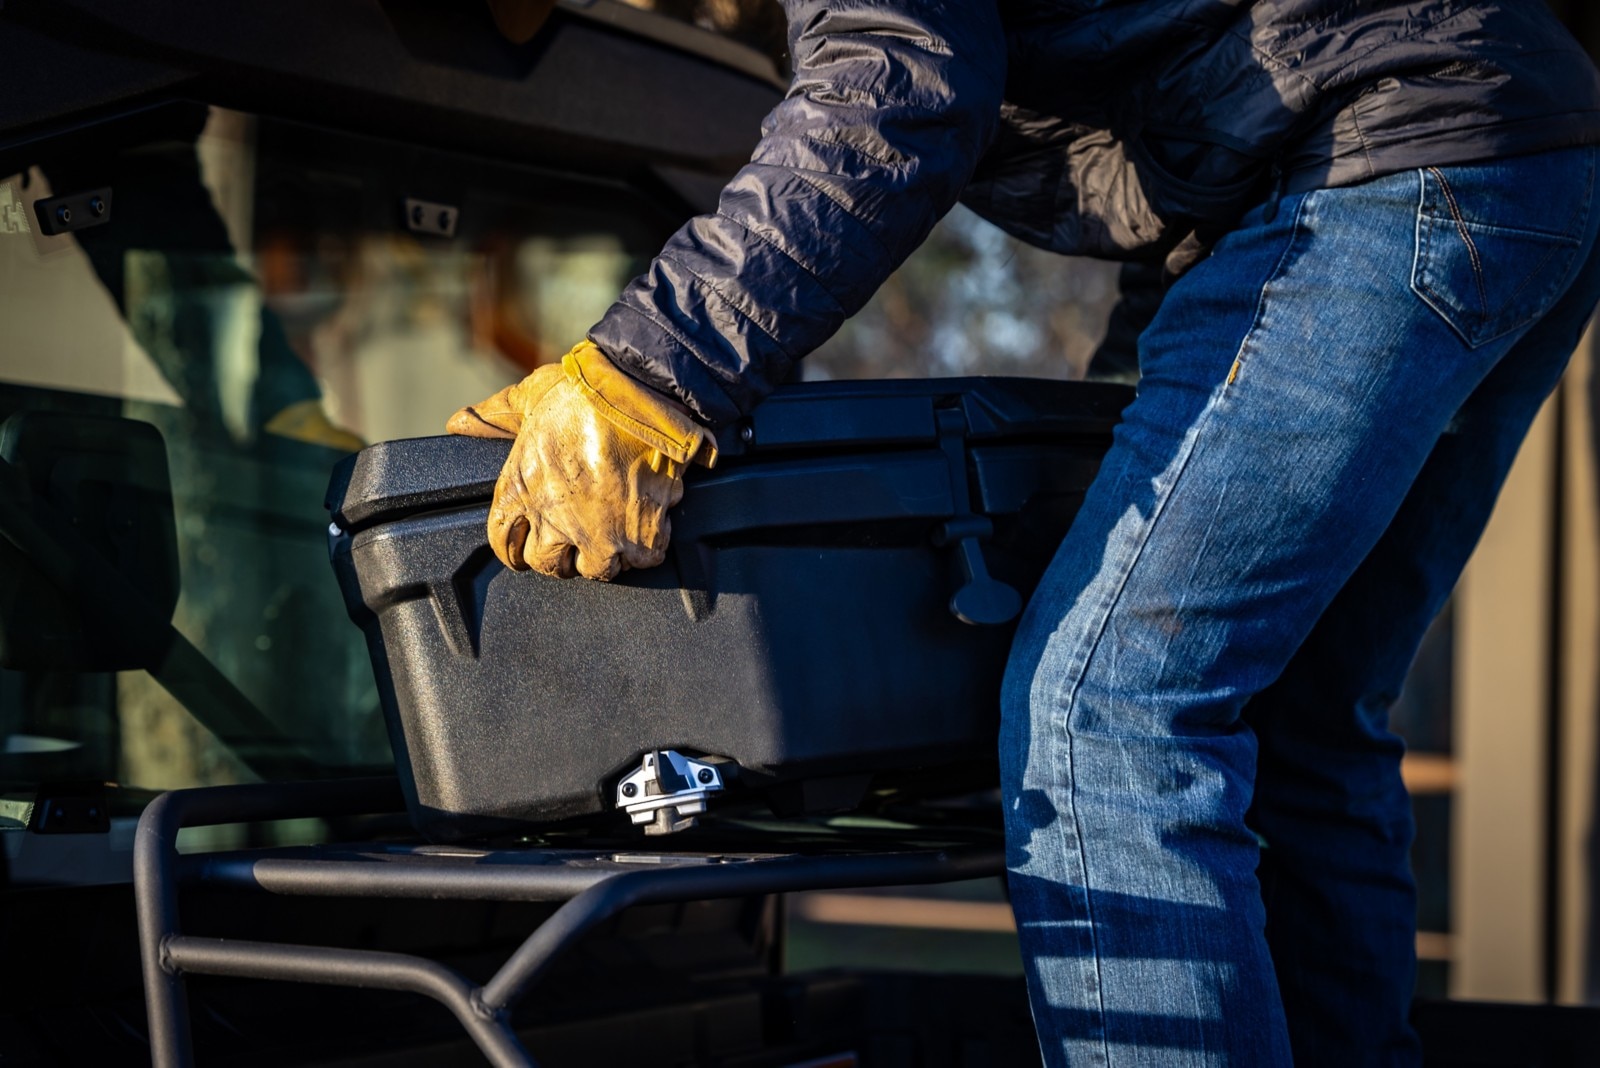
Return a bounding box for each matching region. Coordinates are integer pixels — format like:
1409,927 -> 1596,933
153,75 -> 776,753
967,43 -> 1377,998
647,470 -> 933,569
446,341 -> 718,580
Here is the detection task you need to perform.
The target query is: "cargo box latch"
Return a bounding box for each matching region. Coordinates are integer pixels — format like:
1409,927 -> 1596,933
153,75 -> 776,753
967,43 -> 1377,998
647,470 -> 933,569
933,409 -> 1023,626
615,750 -> 725,835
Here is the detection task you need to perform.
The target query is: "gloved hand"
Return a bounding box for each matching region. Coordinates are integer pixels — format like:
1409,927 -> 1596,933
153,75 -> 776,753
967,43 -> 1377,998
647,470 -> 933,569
446,341 -> 717,580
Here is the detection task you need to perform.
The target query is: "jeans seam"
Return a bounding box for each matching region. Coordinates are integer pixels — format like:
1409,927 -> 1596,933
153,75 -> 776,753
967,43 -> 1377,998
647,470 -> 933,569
1040,662 -> 1108,1066
1044,190 -> 1312,1067
1426,167 -> 1489,320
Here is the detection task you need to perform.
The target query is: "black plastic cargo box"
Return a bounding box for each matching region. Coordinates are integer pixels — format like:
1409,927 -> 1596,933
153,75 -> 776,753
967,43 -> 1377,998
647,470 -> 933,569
326,377 -> 1131,841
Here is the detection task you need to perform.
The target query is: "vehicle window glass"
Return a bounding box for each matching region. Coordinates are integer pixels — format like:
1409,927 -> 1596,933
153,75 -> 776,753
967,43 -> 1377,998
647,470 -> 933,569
0,106 -> 668,831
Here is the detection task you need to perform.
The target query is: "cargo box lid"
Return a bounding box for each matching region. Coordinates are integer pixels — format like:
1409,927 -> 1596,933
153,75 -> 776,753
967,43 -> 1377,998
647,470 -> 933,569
327,377 -> 1131,534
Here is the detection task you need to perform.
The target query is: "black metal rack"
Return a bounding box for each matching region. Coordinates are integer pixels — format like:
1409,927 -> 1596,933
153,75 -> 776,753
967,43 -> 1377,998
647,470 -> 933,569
133,779 -> 1006,1067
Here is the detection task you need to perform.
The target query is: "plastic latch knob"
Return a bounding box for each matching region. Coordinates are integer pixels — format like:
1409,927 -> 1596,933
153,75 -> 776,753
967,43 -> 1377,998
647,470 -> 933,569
933,409 -> 1023,627
934,518 -> 1022,626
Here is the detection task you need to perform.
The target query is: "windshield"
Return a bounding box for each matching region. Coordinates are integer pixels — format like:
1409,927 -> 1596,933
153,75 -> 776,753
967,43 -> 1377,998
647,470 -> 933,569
0,105 -> 670,821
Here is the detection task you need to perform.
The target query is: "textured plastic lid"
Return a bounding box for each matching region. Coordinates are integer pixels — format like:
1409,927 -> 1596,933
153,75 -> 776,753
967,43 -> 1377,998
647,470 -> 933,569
327,376 -> 1131,534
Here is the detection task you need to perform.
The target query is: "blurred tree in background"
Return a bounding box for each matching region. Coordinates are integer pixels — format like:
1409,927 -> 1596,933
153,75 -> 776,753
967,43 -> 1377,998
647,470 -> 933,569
806,206 -> 1120,383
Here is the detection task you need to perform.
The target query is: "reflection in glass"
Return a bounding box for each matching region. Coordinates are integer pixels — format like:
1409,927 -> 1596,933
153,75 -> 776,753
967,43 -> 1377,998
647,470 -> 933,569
0,106 -> 661,842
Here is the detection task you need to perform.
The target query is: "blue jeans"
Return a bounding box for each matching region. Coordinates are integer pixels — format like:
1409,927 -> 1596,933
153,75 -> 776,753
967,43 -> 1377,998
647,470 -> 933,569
1001,146 -> 1600,1067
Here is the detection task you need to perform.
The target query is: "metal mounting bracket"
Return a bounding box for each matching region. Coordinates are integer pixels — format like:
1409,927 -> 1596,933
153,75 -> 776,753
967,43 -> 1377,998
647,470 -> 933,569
614,750 -> 724,835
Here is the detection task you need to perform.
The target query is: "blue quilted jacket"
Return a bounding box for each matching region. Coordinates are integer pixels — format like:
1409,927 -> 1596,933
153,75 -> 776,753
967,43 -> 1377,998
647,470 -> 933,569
589,0 -> 1600,427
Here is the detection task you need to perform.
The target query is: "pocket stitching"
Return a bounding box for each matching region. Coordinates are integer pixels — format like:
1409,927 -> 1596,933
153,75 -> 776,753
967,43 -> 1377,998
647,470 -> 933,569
1413,196 -> 1472,345
1417,216 -> 1585,245
1412,153 -> 1596,348
1426,166 -> 1489,320
1499,226 -> 1583,321
1414,213 -> 1585,347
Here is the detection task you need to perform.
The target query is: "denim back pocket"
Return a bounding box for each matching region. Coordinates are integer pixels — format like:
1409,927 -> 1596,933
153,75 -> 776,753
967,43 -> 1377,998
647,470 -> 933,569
1411,147 -> 1596,349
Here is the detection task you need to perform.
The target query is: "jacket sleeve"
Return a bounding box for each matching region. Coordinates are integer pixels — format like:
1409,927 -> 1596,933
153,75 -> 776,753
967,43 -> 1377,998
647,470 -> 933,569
586,0 -> 1006,427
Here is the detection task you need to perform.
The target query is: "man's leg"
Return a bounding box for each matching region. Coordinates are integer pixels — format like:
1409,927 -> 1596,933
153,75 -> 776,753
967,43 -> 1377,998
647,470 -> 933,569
1245,209 -> 1600,1064
1001,147 -> 1600,1066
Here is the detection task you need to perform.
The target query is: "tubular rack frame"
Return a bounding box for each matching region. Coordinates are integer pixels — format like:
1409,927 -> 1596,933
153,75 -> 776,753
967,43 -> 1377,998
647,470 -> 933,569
134,779 -> 1005,1067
